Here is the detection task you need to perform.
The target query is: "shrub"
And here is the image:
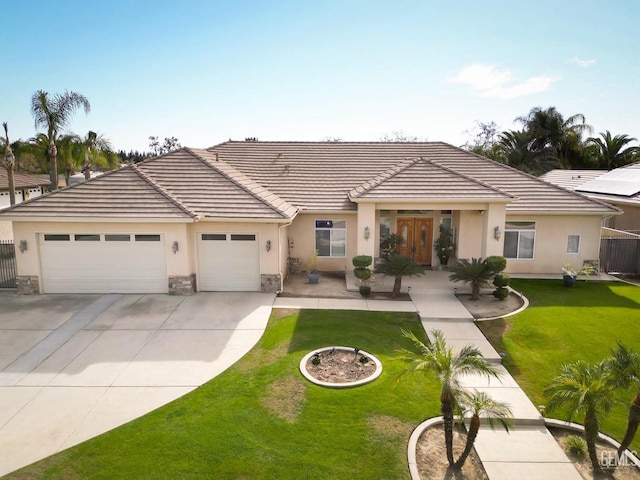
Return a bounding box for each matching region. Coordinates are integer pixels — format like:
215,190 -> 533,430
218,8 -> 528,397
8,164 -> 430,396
493,273 -> 510,288
311,353 -> 321,365
352,255 -> 373,268
565,435 -> 586,458
359,285 -> 372,297
359,355 -> 370,363
354,268 -> 372,280
380,234 -> 403,257
485,256 -> 507,274
493,287 -> 509,300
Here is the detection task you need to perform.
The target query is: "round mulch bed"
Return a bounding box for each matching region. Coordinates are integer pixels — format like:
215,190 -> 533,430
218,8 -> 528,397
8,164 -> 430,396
299,347 -> 382,388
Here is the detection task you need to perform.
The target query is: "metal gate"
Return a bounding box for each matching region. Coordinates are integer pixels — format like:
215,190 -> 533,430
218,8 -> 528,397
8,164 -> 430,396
0,241 -> 17,288
600,237 -> 640,274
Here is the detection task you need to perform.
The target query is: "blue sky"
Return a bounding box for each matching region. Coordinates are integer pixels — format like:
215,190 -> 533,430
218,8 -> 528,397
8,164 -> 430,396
2,0 -> 639,152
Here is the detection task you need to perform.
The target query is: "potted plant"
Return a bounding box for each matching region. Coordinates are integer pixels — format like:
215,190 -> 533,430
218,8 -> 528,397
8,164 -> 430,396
307,250 -> 320,284
561,261 -> 595,287
433,225 -> 455,267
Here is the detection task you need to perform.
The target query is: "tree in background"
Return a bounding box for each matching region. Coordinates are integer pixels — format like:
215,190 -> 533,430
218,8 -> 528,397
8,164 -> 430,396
380,130 -> 422,142
30,90 -> 91,190
2,122 -> 16,206
498,129 -> 558,175
149,136 -> 181,156
586,131 -> 639,170
81,131 -> 119,179
461,120 -> 503,161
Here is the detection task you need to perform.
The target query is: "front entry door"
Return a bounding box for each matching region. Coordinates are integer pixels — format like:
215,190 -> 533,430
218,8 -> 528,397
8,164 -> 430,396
396,218 -> 433,265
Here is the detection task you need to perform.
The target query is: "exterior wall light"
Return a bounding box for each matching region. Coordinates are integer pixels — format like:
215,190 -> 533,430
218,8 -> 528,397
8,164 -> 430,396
494,226 -> 501,241
364,226 -> 370,240
266,240 -> 272,252
172,241 -> 179,254
18,240 -> 27,253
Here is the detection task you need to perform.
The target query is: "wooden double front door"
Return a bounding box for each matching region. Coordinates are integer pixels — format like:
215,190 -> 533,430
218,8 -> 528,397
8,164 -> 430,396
396,218 -> 433,265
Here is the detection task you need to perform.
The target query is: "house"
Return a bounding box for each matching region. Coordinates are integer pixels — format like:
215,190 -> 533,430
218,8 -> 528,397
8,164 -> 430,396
0,141 -> 620,295
541,162 -> 640,234
0,170 -> 50,241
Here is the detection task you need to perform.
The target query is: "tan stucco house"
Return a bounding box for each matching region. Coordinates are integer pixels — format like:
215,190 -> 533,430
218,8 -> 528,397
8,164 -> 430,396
0,141 -> 620,295
0,170 -> 50,241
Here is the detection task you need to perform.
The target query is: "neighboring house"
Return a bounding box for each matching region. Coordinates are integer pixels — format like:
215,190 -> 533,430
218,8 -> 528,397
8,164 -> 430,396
541,162 -> 640,234
0,170 -> 51,241
0,141 -> 619,295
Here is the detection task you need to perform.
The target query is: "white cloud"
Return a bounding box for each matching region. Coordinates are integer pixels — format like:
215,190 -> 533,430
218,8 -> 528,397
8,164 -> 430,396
451,64 -> 560,99
569,56 -> 596,67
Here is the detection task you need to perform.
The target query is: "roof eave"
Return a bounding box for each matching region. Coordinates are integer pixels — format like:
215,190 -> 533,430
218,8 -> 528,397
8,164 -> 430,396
349,196 -> 515,204
5,216 -> 197,223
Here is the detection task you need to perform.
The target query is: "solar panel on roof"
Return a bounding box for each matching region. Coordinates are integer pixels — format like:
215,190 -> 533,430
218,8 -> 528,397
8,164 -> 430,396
577,168 -> 640,197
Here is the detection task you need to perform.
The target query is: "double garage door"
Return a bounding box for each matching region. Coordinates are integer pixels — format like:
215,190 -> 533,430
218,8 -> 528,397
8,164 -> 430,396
197,233 -> 260,291
40,233 -> 167,294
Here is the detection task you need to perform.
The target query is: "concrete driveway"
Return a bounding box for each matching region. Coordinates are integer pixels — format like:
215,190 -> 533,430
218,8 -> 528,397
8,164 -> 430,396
0,291 -> 274,476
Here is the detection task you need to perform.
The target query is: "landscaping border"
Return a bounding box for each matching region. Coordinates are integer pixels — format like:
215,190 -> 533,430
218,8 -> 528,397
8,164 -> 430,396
299,346 -> 383,388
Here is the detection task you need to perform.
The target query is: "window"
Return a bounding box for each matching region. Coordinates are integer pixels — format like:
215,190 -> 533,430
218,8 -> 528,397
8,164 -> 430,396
315,220 -> 346,257
202,234 -> 226,241
75,234 -> 100,241
44,234 -> 70,241
504,221 -> 535,259
135,234 -> 161,242
567,235 -> 580,254
105,234 -> 131,241
379,216 -> 391,242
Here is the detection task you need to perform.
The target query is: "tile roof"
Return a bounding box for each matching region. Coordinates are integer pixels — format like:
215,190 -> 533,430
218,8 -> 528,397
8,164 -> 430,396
0,170 -> 51,190
539,170 -> 606,190
349,157 -> 515,201
211,141 -> 619,214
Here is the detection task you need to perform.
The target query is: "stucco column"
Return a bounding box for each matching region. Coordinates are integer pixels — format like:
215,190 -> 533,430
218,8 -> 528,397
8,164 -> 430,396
356,202 -> 376,258
481,203 -> 506,258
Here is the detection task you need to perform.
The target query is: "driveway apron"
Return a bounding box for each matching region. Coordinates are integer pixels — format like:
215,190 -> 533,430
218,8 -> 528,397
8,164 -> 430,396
0,291 -> 274,476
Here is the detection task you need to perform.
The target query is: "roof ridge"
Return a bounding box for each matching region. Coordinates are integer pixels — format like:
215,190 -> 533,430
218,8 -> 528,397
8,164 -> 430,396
443,143 -> 620,212
424,158 -> 516,198
132,164 -> 199,219
208,140 -> 447,149
186,148 -> 298,219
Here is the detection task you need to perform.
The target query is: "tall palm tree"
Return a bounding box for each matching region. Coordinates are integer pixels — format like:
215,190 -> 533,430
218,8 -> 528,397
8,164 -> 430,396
449,258 -> 495,301
497,130 -> 558,175
374,254 -> 424,297
81,131 -> 119,179
2,122 -> 16,206
30,90 -> 90,190
610,342 -> 640,456
544,360 -> 618,474
516,107 -> 592,169
398,329 -> 501,467
586,131 -> 639,170
453,390 -> 512,470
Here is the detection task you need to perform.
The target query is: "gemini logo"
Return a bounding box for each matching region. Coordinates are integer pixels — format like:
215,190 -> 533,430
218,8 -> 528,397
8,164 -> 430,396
600,450 -> 638,468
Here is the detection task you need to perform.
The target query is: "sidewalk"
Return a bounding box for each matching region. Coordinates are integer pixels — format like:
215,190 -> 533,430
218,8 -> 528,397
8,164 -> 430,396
276,281 -> 582,480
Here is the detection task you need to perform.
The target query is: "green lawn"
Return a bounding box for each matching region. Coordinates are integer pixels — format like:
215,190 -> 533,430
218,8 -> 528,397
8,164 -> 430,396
477,279 -> 640,453
8,309 -> 440,480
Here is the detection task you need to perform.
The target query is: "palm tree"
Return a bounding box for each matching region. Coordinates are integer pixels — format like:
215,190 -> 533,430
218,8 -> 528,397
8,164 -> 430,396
449,258 -> 494,301
544,360 -> 617,474
516,107 -> 592,169
30,90 -> 90,190
398,329 -> 501,467
2,122 -> 16,206
81,131 -> 119,179
609,342 -> 640,456
497,130 -> 558,175
453,390 -> 512,470
586,131 -> 639,170
374,253 -> 424,297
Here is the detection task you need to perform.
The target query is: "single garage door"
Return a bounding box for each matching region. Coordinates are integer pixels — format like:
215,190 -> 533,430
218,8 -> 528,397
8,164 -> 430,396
198,233 -> 260,291
40,233 -> 167,293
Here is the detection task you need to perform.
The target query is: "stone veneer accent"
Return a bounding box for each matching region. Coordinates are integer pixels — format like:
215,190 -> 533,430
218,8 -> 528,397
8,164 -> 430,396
168,274 -> 196,295
261,274 -> 281,293
16,276 -> 39,295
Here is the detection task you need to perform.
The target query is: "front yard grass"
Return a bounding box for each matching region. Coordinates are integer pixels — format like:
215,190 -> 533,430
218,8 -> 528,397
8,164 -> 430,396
8,309 -> 439,480
477,279 -> 640,453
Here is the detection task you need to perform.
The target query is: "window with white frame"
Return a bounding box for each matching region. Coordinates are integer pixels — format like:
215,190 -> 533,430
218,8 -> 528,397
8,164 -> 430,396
503,221 -> 535,259
315,220 -> 346,257
567,235 -> 580,254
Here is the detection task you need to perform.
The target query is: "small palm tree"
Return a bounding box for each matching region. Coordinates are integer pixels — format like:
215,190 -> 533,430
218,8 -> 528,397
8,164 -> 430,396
2,122 -> 16,206
454,389 -> 512,470
374,253 -> 423,297
586,131 -> 639,170
609,342 -> 640,457
544,360 -> 618,474
449,258 -> 494,301
398,329 -> 501,467
30,90 -> 91,190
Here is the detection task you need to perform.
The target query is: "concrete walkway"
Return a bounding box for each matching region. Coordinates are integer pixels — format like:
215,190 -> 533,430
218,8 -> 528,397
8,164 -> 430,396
0,292 -> 274,476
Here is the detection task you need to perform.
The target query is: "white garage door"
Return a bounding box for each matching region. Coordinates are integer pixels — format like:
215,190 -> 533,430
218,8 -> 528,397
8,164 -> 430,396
40,233 -> 167,293
197,233 -> 260,291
